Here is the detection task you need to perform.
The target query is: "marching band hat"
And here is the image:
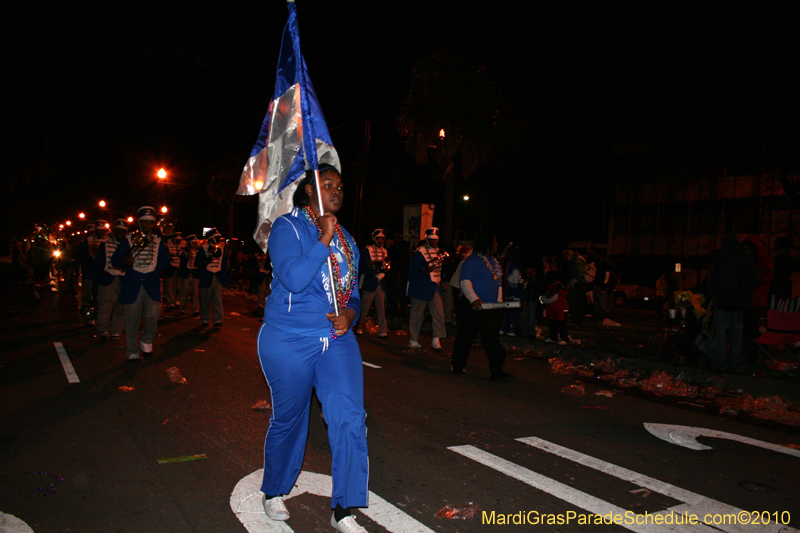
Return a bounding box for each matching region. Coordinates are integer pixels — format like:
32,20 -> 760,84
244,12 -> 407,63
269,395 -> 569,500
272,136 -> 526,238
138,206 -> 157,221
95,219 -> 108,228
371,228 -> 385,239
425,227 -> 440,239
114,219 -> 129,231
86,223 -> 96,231
203,227 -> 219,238
184,234 -> 197,243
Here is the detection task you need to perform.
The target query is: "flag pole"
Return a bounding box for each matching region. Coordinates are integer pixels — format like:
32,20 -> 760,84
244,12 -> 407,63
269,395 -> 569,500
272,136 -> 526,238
314,169 -> 341,316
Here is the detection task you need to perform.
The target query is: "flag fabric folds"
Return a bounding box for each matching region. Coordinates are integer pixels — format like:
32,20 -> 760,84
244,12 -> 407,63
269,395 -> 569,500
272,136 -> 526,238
237,0 -> 340,252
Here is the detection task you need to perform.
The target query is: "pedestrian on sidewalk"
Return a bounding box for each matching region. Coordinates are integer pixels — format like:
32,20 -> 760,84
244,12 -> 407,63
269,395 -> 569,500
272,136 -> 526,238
707,234 -> 760,372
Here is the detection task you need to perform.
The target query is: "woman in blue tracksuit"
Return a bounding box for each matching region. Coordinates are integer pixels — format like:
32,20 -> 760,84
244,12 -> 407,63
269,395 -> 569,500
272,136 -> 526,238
258,164 -> 370,533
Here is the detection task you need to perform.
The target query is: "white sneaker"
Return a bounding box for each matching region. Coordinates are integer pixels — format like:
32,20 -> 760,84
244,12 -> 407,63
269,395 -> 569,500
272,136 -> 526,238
331,514 -> 368,533
544,338 -> 556,344
409,340 -> 422,349
262,494 -> 290,521
140,341 -> 153,353
431,338 -> 442,350
506,332 -> 516,337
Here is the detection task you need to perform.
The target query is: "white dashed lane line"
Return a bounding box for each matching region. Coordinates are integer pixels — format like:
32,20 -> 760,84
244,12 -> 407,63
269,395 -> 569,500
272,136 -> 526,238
54,342 -> 80,384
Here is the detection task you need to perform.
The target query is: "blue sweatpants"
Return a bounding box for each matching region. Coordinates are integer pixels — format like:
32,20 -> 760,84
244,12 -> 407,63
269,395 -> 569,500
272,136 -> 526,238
257,324 -> 369,509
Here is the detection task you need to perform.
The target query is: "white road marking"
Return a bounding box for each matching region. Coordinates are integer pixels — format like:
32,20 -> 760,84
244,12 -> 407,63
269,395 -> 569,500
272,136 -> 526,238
517,436 -> 797,533
644,423 -> 800,457
362,361 -> 381,369
0,511 -> 34,532
231,470 -> 434,533
449,444 -> 697,533
53,342 -> 80,384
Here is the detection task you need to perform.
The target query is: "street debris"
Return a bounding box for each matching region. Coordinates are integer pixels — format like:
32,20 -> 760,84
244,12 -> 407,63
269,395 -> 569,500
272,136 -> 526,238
157,454 -> 208,464
561,383 -> 585,396
166,367 -> 187,384
252,400 -> 272,411
595,390 -> 615,397
435,503 -> 481,520
22,471 -> 65,496
118,386 -> 134,392
229,312 -> 241,316
640,371 -> 698,398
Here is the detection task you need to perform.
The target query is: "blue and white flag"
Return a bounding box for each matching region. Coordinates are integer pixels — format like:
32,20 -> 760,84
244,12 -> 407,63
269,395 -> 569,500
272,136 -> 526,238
238,0 -> 340,252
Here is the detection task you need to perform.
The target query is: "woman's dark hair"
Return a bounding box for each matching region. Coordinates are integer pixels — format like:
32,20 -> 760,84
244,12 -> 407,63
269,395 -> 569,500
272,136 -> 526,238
291,163 -> 339,208
473,230 -> 495,255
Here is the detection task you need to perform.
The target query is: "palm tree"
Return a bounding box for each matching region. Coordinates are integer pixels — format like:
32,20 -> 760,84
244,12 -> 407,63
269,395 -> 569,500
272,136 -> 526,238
398,52 -> 500,245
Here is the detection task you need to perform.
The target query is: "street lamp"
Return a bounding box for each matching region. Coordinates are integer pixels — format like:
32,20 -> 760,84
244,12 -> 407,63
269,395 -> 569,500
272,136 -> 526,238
99,200 -> 106,208
66,220 -> 72,226
157,168 -> 167,180
79,212 -> 85,219
127,216 -> 134,223
161,206 -> 168,214
462,195 -> 470,201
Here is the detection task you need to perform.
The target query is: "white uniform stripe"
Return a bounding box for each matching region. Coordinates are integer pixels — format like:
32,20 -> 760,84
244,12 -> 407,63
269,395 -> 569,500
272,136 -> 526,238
53,342 -> 80,383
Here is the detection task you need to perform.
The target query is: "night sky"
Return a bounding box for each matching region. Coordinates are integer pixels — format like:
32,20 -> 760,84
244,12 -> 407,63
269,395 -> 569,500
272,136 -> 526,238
6,2 -> 800,253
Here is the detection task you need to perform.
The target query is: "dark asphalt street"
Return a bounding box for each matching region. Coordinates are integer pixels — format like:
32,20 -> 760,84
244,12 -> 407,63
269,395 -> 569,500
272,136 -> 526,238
2,283 -> 799,533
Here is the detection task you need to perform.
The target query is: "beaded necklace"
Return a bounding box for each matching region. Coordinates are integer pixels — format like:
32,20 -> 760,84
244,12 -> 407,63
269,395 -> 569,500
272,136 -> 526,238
301,206 -> 357,337
476,253 -> 502,282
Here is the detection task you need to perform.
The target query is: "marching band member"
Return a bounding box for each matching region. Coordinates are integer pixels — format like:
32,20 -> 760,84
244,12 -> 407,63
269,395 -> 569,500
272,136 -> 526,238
194,228 -> 228,327
161,222 -> 180,309
77,220 -> 108,324
406,227 -> 448,351
355,228 -> 389,337
93,219 -> 128,341
112,206 -> 171,361
178,234 -> 200,316
255,250 -> 272,312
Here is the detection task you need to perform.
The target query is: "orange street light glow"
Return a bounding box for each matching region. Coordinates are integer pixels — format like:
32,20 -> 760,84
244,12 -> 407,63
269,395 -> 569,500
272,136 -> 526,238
99,200 -> 106,208
161,206 -> 168,214
157,168 -> 167,179
127,216 -> 134,223
66,220 -> 72,226
439,129 -> 446,139
79,213 -> 85,219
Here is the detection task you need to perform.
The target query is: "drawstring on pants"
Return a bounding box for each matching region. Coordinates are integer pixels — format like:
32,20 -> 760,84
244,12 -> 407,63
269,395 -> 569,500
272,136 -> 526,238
320,336 -> 330,353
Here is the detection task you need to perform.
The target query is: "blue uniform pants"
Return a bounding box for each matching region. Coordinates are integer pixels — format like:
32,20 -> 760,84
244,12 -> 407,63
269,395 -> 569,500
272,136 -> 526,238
257,324 -> 369,509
